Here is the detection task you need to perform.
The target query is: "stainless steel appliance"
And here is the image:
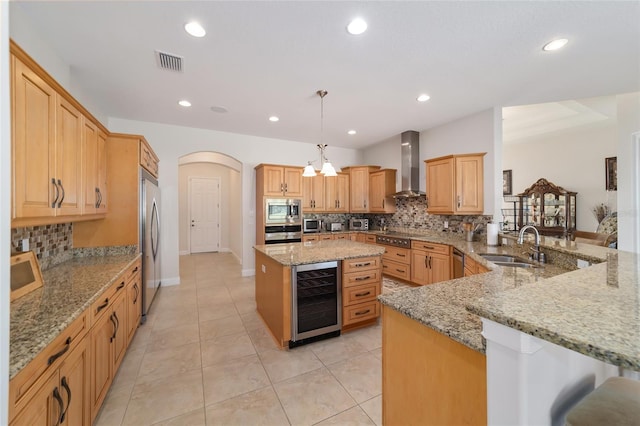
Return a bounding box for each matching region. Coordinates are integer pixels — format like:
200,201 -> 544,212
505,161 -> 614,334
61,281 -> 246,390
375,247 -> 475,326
303,218 -> 323,233
265,198 -> 301,225
265,225 -> 302,244
290,261 -> 341,347
140,169 -> 161,323
328,222 -> 342,232
452,248 -> 464,278
376,233 -> 411,248
349,218 -> 369,231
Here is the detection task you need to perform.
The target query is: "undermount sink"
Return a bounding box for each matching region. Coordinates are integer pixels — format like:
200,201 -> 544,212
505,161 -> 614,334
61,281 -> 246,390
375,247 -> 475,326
478,253 -> 539,268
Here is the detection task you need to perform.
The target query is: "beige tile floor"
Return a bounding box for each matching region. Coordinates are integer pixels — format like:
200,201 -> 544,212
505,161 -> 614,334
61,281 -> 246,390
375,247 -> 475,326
95,252 -> 386,426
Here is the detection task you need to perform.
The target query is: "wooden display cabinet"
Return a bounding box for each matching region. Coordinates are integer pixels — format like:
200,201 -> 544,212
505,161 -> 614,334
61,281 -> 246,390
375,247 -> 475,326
517,178 -> 577,238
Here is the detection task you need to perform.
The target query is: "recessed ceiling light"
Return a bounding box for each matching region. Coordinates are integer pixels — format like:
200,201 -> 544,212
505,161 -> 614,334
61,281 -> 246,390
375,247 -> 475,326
178,100 -> 191,107
269,116 -> 279,122
210,106 -> 229,113
348,130 -> 357,135
184,21 -> 206,38
542,38 -> 568,51
417,94 -> 431,102
347,18 -> 367,35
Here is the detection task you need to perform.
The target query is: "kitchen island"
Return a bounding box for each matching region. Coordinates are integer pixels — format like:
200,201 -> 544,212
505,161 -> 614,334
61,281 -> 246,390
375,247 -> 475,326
254,240 -> 385,348
377,230 -> 637,426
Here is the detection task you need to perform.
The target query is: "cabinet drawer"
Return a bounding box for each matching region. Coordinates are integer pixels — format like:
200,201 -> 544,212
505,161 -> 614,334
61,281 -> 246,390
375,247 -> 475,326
343,301 -> 380,326
343,270 -> 380,288
411,241 -> 450,255
9,311 -> 88,421
382,246 -> 411,265
343,256 -> 380,274
343,283 -> 379,306
90,274 -> 128,324
365,235 -> 377,244
382,259 -> 411,281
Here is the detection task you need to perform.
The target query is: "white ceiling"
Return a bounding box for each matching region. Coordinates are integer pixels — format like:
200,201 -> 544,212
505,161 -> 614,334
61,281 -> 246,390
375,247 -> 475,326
11,1 -> 640,150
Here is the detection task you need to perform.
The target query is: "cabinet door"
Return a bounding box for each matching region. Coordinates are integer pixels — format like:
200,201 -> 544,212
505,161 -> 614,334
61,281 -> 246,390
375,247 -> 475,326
426,158 -> 454,214
58,337 -> 89,426
350,168 -> 369,212
82,119 -> 98,214
96,130 -> 108,213
430,253 -> 451,284
55,97 -> 83,216
90,310 -> 113,419
369,172 -> 386,212
112,291 -> 128,373
455,155 -> 483,214
10,372 -> 60,426
127,274 -> 141,345
12,56 -> 57,220
283,167 -> 303,197
302,175 -> 315,210
262,166 -> 285,196
335,173 -> 350,212
302,174 -> 324,211
410,250 -> 429,285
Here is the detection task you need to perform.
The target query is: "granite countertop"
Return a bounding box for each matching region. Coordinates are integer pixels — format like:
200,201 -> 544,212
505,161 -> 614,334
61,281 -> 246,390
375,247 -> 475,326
254,240 -> 385,266
376,229 -> 640,372
10,253 -> 141,379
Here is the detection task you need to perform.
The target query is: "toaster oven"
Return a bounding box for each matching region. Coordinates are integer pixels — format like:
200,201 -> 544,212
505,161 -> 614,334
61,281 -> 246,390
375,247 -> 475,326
349,218 -> 369,231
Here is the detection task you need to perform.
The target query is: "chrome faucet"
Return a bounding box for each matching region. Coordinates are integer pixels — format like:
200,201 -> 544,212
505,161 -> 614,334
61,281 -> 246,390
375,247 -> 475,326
518,225 -> 546,263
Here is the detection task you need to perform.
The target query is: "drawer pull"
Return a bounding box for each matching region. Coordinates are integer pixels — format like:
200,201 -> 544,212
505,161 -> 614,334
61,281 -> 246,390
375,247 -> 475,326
355,275 -> 371,281
396,269 -> 405,273
132,266 -> 139,273
396,253 -> 406,257
423,246 -> 435,250
355,309 -> 371,316
60,376 -> 71,423
116,281 -> 125,291
53,387 -> 64,426
354,262 -> 372,267
355,291 -> 371,297
383,265 -> 388,269
47,337 -> 71,366
96,298 -> 109,313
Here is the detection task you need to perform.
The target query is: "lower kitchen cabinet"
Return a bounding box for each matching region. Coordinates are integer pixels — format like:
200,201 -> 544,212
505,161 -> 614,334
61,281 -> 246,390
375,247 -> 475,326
126,268 -> 142,345
464,256 -> 489,276
342,256 -> 382,330
10,371 -> 60,426
411,241 -> 451,285
381,245 -> 411,281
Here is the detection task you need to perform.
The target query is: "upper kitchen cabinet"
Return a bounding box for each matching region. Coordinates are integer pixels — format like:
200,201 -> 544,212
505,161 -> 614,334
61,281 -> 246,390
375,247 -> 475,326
140,137 -> 159,178
11,41 -> 109,227
324,172 -> 350,213
369,169 -> 397,213
82,119 -> 108,214
425,153 -> 485,215
255,164 -> 303,197
342,166 -> 381,213
302,173 -> 325,211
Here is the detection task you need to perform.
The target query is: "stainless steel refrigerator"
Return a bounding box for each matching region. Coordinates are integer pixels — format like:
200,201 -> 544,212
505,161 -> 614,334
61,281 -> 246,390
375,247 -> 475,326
140,168 -> 161,323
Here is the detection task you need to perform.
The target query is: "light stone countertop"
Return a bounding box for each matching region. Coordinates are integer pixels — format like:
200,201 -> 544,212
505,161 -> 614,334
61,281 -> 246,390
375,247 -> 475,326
254,239 -> 385,266
10,253 -> 141,380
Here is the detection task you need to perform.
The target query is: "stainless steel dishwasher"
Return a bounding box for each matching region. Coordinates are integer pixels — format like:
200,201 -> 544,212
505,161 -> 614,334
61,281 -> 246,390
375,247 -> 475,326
452,248 -> 465,278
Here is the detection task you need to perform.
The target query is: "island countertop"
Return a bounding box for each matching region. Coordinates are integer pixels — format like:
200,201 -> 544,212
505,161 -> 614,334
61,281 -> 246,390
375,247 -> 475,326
254,240 -> 385,266
10,253 -> 141,380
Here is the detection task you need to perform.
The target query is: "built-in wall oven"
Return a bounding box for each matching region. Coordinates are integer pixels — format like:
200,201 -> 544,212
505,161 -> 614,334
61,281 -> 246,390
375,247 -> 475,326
265,225 -> 302,244
290,261 -> 341,347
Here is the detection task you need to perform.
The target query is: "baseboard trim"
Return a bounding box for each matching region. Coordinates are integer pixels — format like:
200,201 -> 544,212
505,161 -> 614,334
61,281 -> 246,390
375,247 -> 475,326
242,268 -> 255,277
161,277 -> 180,286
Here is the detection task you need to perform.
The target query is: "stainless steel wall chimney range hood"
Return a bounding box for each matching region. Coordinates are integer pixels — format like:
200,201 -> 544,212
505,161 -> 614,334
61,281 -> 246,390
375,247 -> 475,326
393,130 -> 425,198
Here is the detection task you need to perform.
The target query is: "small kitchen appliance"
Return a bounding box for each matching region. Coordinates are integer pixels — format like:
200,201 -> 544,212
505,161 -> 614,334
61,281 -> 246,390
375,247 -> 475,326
328,222 -> 342,232
303,218 -> 323,233
265,198 -> 301,225
349,218 -> 369,231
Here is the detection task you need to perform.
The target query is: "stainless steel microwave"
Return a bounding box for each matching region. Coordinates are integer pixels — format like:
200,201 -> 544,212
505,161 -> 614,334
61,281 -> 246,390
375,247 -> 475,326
265,198 -> 302,225
349,218 -> 369,231
303,219 -> 323,233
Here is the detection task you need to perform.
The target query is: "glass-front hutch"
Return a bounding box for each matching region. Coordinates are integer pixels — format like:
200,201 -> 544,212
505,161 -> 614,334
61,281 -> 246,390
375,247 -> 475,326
517,178 -> 577,237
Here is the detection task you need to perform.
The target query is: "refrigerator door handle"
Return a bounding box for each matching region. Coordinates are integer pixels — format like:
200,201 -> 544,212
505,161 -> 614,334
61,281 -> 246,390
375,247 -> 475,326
151,198 -> 159,260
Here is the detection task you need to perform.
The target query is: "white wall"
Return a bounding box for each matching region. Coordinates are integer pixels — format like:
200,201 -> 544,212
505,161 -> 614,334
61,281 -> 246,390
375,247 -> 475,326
616,92 -> 640,252
362,134 -> 402,191
178,163 -> 233,255
108,117 -> 362,280
503,122 -> 618,232
228,169 -> 242,260
420,108 -> 499,216
1,3 -> 11,423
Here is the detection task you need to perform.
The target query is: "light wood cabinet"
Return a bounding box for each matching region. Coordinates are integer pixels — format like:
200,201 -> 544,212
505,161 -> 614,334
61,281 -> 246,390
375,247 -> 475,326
256,164 -> 303,197
11,42 -> 109,227
425,153 -> 485,215
342,166 -> 380,213
342,256 -> 382,330
126,267 -> 142,345
369,169 -> 397,213
381,245 -> 411,281
140,137 -> 159,178
324,173 -> 350,212
464,256 -> 489,277
355,233 -> 367,243
411,241 -> 451,285
302,174 -> 325,211
8,312 -> 89,426
82,119 -> 108,214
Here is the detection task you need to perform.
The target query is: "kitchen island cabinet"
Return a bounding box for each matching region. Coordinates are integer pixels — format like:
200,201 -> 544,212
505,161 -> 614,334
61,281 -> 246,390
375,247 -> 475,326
410,240 -> 451,285
254,241 -> 384,347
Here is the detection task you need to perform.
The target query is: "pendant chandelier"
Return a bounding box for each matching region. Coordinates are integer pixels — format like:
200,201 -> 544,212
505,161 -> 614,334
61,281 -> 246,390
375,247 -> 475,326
303,90 -> 338,177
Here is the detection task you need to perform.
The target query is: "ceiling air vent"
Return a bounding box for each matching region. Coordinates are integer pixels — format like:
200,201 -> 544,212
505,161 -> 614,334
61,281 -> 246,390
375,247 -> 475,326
155,50 -> 184,72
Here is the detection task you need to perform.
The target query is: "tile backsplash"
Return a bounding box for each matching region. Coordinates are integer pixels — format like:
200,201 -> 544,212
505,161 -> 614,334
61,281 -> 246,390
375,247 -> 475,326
11,223 -> 73,270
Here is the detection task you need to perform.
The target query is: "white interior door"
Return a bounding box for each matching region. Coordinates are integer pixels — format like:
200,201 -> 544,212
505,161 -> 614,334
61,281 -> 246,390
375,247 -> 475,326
189,177 -> 220,253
